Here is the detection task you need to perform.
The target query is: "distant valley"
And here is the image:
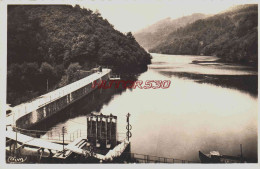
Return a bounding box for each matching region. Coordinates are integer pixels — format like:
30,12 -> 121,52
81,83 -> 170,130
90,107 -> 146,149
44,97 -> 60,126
134,13 -> 207,50
135,4 -> 258,67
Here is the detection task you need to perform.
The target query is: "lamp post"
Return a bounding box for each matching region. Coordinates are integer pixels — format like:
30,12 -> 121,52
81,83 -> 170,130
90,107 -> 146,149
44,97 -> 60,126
126,113 -> 132,141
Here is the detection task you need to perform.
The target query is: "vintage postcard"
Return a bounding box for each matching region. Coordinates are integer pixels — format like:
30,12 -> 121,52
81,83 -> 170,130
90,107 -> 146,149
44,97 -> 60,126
0,0 -> 259,168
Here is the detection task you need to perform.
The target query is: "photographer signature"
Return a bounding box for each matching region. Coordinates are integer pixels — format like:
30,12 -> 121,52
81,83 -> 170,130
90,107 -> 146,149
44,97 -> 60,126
7,156 -> 27,163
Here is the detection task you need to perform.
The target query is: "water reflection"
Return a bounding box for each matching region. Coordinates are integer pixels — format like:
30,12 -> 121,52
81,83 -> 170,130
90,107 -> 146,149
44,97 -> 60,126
150,53 -> 257,75
39,53 -> 258,162
100,70 -> 257,162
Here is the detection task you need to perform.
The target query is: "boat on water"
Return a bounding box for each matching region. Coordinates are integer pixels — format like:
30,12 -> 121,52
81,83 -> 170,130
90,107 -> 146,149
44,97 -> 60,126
199,151 -> 245,163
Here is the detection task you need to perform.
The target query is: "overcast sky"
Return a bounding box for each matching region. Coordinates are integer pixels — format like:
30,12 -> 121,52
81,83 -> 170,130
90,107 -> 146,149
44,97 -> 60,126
80,0 -> 258,33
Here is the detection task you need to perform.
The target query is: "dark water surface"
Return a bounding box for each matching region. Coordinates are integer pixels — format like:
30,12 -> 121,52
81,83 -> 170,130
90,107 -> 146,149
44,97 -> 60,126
38,53 -> 258,162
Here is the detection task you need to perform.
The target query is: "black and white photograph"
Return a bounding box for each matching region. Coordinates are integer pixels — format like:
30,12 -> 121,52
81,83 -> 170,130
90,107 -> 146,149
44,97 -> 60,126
0,0 -> 259,167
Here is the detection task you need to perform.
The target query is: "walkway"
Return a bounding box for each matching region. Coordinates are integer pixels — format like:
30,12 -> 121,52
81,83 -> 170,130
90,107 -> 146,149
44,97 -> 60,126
6,69 -> 111,126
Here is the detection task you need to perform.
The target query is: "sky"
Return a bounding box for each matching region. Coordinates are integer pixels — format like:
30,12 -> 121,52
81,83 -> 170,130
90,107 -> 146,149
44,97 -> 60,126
80,0 -> 258,33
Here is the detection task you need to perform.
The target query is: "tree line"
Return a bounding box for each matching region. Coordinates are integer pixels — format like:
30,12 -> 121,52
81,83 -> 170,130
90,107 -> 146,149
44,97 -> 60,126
7,5 -> 151,106
149,4 -> 257,66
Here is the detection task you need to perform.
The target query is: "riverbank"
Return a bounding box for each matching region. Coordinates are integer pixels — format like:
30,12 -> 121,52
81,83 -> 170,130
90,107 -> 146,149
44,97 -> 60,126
191,58 -> 258,71
160,71 -> 257,97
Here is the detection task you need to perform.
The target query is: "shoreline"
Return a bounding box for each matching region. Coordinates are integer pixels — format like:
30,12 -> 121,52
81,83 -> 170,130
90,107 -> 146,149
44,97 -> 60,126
159,71 -> 258,97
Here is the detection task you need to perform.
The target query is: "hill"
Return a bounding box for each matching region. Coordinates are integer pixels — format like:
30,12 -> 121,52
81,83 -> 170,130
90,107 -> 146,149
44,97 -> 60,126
134,13 -> 207,50
7,5 -> 151,105
149,4 -> 258,66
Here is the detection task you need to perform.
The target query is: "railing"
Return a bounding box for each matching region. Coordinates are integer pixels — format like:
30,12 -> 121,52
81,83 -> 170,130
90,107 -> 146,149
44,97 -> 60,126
10,127 -> 85,143
6,68 -> 111,126
123,152 -> 198,163
44,130 -> 128,143
8,127 -> 197,163
44,129 -> 87,143
11,127 -> 127,144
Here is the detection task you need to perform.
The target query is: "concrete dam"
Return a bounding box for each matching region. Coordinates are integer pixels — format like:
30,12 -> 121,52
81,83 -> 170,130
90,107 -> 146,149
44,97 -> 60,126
6,68 -> 112,129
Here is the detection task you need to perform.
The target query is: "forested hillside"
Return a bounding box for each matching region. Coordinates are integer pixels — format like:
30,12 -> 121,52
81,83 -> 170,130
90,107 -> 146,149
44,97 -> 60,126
7,5 -> 151,105
134,13 -> 207,50
149,4 -> 258,65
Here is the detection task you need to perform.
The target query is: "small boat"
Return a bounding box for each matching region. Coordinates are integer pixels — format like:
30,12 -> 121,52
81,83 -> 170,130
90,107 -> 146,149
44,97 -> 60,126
199,151 -> 244,163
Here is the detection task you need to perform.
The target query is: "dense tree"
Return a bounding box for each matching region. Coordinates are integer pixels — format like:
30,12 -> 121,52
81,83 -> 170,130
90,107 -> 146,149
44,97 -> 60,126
7,5 -> 151,106
66,63 -> 82,83
149,4 -> 258,66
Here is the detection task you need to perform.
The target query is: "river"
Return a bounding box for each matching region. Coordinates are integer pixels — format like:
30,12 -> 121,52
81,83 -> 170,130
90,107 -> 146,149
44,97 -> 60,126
39,53 -> 258,162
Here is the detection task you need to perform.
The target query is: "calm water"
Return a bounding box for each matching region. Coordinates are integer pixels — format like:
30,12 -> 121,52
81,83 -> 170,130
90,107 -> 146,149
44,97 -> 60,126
41,53 -> 258,162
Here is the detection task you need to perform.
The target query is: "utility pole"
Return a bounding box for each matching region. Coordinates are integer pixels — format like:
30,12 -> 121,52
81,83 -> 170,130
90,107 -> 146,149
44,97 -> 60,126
62,127 -> 65,157
240,144 -> 243,162
15,127 -> 17,157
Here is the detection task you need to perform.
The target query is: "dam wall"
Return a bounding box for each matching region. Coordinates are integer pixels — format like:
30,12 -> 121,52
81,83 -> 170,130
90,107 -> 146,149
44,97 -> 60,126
6,69 -> 111,129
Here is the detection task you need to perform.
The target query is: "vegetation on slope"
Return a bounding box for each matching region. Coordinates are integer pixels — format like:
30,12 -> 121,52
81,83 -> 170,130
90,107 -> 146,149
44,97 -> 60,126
149,4 -> 258,66
7,5 -> 151,105
134,13 -> 207,50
